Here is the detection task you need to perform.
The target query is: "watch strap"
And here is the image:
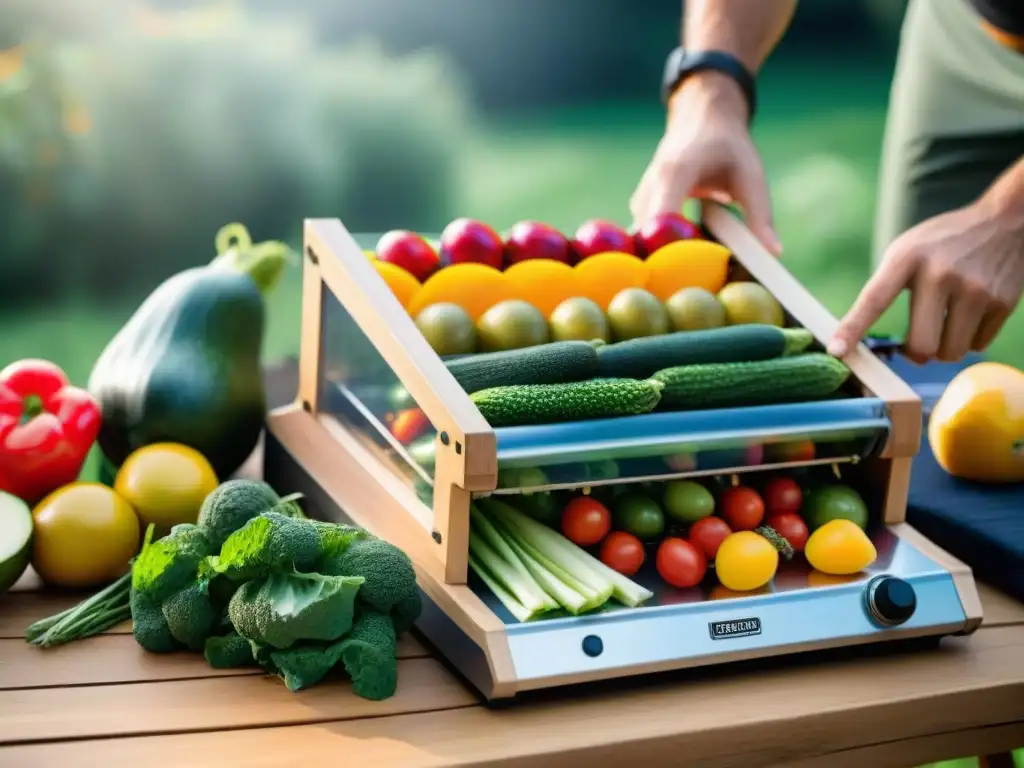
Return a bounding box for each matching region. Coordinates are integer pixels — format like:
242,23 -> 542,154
661,48 -> 757,123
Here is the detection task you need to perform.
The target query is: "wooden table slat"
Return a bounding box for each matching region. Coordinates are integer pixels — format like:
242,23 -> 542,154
0,656 -> 476,747
0,633 -> 429,691
1,627 -> 1020,768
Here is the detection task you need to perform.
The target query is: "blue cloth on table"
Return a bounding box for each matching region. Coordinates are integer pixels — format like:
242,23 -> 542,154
885,352 -> 1024,603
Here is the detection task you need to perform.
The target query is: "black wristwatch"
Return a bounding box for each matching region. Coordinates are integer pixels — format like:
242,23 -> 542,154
660,48 -> 757,123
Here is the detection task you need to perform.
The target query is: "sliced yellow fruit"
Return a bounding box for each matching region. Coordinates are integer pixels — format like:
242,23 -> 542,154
503,259 -> 577,316
573,251 -> 649,310
407,263 -> 516,321
645,239 -> 732,299
373,260 -> 422,310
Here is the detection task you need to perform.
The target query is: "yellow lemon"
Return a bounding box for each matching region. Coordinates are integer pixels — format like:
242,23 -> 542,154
645,239 -> 732,299
32,483 -> 141,589
573,251 -> 649,310
372,260 -> 422,310
115,443 -> 219,532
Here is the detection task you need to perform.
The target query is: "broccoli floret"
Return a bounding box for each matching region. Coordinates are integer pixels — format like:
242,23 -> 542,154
311,520 -> 370,569
131,523 -> 213,603
338,611 -> 398,701
323,538 -> 417,613
391,590 -> 422,636
204,631 -> 256,669
129,590 -> 180,653
269,639 -> 349,692
198,479 -> 282,549
162,580 -> 218,650
207,513 -> 322,582
249,639 -> 277,672
227,569 -> 364,649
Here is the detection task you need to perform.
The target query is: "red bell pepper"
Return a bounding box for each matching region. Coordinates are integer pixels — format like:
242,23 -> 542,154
0,359 -> 102,505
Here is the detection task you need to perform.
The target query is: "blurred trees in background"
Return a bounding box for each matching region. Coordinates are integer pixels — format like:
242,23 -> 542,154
0,0 -> 471,305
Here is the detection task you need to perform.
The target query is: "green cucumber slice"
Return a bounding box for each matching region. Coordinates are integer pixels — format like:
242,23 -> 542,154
0,491 -> 33,593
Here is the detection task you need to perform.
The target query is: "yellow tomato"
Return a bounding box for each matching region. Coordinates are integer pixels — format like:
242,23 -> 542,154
115,443 -> 219,531
32,483 -> 141,589
804,519 -> 877,576
928,361 -> 1024,483
714,531 -> 779,592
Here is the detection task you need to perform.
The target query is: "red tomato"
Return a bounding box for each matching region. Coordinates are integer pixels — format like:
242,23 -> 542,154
599,531 -> 645,576
765,512 -> 809,552
688,516 -> 732,560
561,496 -> 612,547
656,537 -> 707,588
719,486 -> 765,531
762,476 -> 803,517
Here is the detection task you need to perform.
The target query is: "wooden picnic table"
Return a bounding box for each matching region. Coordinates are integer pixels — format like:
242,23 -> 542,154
1,566 -> 1022,768
1,363 -> 1022,768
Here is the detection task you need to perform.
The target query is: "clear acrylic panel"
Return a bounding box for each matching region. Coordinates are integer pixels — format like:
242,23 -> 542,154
317,284 -> 436,518
485,398 -> 891,495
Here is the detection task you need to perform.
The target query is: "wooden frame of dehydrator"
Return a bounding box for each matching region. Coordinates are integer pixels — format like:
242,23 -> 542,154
264,201 -> 983,677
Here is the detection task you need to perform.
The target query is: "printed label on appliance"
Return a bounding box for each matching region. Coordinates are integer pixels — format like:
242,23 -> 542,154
708,617 -> 762,640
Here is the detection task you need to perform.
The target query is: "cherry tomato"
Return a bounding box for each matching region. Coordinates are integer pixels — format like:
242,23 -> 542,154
389,408 -> 430,444
561,496 -> 611,546
762,476 -> 803,517
656,537 -> 707,588
719,486 -> 765,531
688,516 -> 732,560
599,531 -> 645,576
765,512 -> 809,552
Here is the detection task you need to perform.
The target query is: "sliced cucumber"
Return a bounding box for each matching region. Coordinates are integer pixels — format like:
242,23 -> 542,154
0,491 -> 33,593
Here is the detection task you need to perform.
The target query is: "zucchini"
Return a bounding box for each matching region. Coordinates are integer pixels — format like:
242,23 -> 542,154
595,324 -> 813,379
652,353 -> 851,410
471,379 -> 664,427
445,341 -> 599,394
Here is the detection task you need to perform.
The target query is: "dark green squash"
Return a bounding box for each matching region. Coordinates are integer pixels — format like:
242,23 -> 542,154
87,224 -> 292,480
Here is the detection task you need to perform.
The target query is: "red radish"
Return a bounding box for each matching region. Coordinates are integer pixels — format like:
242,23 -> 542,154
504,221 -> 573,266
439,218 -> 504,270
376,230 -> 439,282
572,219 -> 636,260
633,212 -> 701,257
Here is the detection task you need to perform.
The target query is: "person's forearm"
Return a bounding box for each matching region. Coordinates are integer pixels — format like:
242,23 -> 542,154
682,0 -> 798,72
980,155 -> 1024,234
669,0 -> 797,121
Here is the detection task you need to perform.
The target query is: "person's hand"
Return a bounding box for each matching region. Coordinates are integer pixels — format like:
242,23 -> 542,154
829,201 -> 1024,363
629,73 -> 782,255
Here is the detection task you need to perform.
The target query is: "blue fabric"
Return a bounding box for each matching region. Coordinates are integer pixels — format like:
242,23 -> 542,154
886,352 -> 1024,603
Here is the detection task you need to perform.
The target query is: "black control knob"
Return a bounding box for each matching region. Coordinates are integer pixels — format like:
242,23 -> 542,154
867,576 -> 917,626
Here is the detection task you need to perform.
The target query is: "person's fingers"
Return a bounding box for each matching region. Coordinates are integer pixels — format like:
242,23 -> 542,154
642,159 -> 700,225
828,252 -> 917,357
628,164 -> 657,229
903,273 -> 950,364
971,305 -> 1012,351
937,290 -> 988,362
732,160 -> 781,255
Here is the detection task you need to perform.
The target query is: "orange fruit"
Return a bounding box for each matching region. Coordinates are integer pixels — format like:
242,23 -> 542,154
928,361 -> 1024,483
503,259 -> 577,316
645,239 -> 731,299
407,263 -> 516,321
573,251 -> 649,310
372,260 -> 421,310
